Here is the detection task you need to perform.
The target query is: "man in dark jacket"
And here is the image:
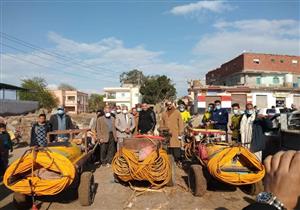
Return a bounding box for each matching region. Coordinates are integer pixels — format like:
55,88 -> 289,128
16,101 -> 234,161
49,106 -> 73,141
0,123 -> 13,177
138,103 -> 156,134
211,100 -> 228,131
30,113 -> 52,147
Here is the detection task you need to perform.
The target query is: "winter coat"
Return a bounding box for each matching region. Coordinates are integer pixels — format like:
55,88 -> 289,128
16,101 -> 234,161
96,116 -> 117,143
161,107 -> 184,148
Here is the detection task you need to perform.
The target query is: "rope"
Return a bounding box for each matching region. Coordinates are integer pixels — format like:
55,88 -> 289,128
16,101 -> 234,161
207,146 -> 265,185
112,148 -> 172,189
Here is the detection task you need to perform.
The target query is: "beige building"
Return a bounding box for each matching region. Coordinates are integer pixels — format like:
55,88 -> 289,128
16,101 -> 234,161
103,84 -> 142,109
51,90 -> 88,114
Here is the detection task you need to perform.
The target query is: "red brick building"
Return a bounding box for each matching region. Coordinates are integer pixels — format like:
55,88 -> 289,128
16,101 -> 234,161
188,53 -> 300,112
206,53 -> 300,87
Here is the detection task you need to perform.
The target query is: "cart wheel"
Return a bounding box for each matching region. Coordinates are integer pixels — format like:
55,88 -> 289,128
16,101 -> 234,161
188,164 -> 207,197
240,180 -> 264,196
78,172 -> 95,206
166,155 -> 176,186
13,192 -> 32,210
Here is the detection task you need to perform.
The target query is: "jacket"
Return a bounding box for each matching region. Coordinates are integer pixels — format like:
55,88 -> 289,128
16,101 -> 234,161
138,110 -> 156,134
96,116 -> 117,143
180,111 -> 191,123
161,107 -> 184,148
30,122 -> 52,146
212,108 -> 229,131
230,114 -> 242,141
0,131 -> 12,152
49,114 -> 73,131
115,113 -> 135,139
202,111 -> 214,129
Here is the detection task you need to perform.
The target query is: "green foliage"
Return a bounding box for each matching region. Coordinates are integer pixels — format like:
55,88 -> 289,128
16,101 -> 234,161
19,77 -> 58,109
88,94 -> 105,112
140,75 -> 176,104
57,83 -> 77,91
120,69 -> 146,86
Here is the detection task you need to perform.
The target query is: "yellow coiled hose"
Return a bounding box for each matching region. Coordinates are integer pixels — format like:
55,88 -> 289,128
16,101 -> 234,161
207,146 -> 265,185
112,148 -> 171,188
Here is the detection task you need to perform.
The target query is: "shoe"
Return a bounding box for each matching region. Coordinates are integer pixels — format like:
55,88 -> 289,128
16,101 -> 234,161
106,163 -> 111,167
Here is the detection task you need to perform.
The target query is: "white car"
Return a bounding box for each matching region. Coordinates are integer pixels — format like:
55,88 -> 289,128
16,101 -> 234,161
288,111 -> 300,129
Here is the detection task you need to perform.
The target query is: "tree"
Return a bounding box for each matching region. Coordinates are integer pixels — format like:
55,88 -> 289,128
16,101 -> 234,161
120,69 -> 146,86
140,75 -> 176,104
19,77 -> 58,109
58,83 -> 77,91
88,94 -> 105,112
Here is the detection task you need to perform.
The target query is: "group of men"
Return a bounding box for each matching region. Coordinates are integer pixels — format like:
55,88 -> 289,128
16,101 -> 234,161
200,100 -> 298,160
94,103 -> 156,167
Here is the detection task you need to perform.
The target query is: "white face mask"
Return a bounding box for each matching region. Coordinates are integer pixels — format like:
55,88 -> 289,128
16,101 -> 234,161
57,109 -> 64,115
116,109 -> 121,113
233,109 -> 239,115
179,108 -> 184,112
105,113 -> 111,118
122,110 -> 128,114
111,110 -> 116,114
137,108 -> 142,112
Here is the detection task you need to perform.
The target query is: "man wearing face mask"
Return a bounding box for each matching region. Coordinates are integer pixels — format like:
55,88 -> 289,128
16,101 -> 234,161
241,103 -> 272,161
115,105 -> 135,150
179,104 -> 191,124
202,103 -> 214,129
211,100 -> 229,132
96,106 -> 117,166
230,103 -> 242,142
49,106 -> 73,141
116,105 -> 122,115
161,101 -> 184,162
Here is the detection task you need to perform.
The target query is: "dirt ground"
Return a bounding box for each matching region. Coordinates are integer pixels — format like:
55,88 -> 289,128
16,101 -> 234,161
0,147 -> 255,210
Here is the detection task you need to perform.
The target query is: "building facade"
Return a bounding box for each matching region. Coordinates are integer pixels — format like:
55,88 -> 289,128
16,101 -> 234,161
206,53 -> 300,88
51,90 -> 88,114
189,53 -> 300,112
103,84 -> 142,109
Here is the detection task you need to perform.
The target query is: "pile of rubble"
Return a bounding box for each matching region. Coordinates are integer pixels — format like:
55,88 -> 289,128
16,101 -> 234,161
2,111 -> 95,144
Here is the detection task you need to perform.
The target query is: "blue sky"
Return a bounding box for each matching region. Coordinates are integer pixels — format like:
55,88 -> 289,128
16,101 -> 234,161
1,0 -> 299,96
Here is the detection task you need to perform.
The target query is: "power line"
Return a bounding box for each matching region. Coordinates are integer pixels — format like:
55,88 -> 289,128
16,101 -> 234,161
0,32 -> 124,76
1,52 -> 116,83
1,42 -> 118,80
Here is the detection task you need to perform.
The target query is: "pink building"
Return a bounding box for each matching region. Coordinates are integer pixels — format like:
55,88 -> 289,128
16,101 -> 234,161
51,90 -> 88,114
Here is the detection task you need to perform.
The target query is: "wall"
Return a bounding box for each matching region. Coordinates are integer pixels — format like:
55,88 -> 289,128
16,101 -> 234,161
0,99 -> 39,115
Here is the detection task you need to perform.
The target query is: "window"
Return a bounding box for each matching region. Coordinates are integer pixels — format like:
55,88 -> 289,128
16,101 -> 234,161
271,58 -> 275,63
67,96 -> 75,101
121,93 -> 125,97
256,77 -> 261,85
253,59 -> 260,64
298,77 -> 300,85
280,59 -> 284,63
273,76 -> 280,84
292,60 -> 298,64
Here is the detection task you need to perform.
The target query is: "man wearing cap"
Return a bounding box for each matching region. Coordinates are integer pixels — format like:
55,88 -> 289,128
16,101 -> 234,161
49,106 -> 73,141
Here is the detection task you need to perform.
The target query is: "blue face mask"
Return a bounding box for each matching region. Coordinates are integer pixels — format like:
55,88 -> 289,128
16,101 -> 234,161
216,105 -> 221,110
57,110 -> 64,115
